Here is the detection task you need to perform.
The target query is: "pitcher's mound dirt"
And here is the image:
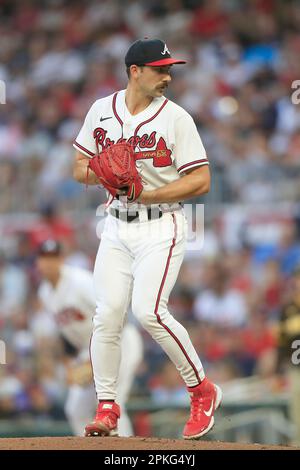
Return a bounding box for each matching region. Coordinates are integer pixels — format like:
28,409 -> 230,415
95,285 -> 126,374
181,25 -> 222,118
0,437 -> 297,450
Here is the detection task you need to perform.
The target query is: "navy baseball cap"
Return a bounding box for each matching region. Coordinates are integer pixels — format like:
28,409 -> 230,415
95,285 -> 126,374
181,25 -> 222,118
37,239 -> 62,256
125,39 -> 186,67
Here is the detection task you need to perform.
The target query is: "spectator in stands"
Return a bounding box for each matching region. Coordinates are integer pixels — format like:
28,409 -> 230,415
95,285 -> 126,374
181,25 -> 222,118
193,262 -> 248,327
28,202 -> 74,249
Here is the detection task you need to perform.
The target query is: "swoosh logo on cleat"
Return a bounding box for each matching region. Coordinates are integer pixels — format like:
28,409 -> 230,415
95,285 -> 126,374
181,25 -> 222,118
203,401 -> 214,417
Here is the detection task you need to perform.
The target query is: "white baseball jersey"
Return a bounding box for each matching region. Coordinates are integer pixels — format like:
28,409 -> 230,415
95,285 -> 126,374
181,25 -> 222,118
73,89 -> 208,208
38,265 -> 95,351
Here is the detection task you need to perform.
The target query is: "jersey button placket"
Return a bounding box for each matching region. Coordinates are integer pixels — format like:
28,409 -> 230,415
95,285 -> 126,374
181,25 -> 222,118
123,121 -> 132,140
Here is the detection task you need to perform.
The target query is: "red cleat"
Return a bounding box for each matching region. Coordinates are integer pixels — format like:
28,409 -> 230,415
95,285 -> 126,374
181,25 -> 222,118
85,401 -> 120,437
183,378 -> 222,440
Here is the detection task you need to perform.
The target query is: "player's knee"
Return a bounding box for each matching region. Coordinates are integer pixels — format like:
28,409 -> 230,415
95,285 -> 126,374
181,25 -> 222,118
132,305 -> 175,336
131,307 -> 156,331
93,303 -> 124,331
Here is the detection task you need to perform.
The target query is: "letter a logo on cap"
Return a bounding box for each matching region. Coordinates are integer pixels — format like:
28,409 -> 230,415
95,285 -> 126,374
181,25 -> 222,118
161,44 -> 170,55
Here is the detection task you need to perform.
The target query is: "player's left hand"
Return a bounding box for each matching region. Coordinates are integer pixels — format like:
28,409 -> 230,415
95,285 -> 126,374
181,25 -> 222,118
88,142 -> 143,202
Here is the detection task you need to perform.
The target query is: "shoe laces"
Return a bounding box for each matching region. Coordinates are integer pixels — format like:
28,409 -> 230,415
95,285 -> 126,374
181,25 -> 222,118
189,393 -> 204,421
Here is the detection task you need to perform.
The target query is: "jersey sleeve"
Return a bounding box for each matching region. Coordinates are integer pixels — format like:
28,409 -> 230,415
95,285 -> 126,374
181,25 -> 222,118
73,102 -> 97,158
174,113 -> 208,174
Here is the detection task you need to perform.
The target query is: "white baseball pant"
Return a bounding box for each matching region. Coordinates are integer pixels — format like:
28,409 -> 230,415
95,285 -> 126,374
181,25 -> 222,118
91,210 -> 205,401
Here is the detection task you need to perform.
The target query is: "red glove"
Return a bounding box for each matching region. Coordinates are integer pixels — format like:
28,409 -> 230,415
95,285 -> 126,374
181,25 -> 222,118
88,142 -> 143,202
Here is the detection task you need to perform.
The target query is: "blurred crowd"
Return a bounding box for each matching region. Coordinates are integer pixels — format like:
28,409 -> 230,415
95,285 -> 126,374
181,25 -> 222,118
1,0 -> 300,437
1,0 -> 300,211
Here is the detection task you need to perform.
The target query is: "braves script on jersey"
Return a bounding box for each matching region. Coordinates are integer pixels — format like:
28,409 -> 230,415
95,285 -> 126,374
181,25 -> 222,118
73,89 -> 208,208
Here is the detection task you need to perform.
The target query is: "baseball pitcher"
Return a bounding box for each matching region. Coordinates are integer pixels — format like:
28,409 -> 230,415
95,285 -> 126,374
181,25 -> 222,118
73,39 -> 222,439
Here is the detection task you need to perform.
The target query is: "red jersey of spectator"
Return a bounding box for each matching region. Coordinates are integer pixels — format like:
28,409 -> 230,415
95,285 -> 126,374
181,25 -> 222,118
241,316 -> 276,358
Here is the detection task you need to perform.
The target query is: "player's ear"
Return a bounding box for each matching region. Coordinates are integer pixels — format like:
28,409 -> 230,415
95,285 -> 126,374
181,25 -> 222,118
129,65 -> 141,79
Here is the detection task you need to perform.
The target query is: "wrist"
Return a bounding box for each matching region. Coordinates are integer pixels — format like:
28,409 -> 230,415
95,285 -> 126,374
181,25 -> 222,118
137,190 -> 156,205
89,170 -> 101,185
